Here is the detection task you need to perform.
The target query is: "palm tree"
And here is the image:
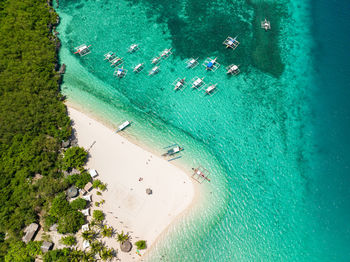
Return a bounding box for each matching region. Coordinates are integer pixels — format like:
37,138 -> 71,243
100,247 -> 114,261
90,240 -> 104,255
82,230 -> 98,242
81,251 -> 95,262
101,225 -> 113,238
116,231 -> 129,243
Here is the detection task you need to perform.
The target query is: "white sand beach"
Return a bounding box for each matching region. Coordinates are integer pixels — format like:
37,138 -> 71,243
67,106 -> 195,261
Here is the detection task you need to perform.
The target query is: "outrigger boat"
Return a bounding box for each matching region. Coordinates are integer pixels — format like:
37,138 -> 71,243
128,44 -> 139,53
226,64 -> 240,75
74,44 -> 91,56
162,145 -> 183,156
151,56 -> 161,64
185,57 -> 199,68
205,83 -> 218,95
113,66 -> 127,78
202,57 -> 220,71
160,48 -> 172,59
104,51 -> 115,61
133,63 -> 144,73
115,121 -> 131,133
149,66 -> 160,76
261,18 -> 271,31
223,36 -> 239,50
110,57 -> 123,67
172,78 -> 186,91
191,167 -> 211,183
191,77 -> 205,89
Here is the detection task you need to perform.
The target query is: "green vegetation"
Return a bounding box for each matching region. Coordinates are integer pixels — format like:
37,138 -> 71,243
60,236 -> 77,246
61,147 -> 88,171
116,231 -> 129,243
66,172 -> 91,189
70,198 -> 87,210
135,240 -> 147,250
5,241 -> 42,262
101,225 -> 113,238
92,210 -> 105,222
92,179 -> 107,191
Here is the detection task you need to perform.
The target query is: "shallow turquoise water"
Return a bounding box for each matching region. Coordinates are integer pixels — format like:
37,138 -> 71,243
55,0 -> 329,260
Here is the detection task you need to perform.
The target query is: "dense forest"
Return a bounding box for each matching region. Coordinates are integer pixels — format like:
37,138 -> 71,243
0,0 -> 79,260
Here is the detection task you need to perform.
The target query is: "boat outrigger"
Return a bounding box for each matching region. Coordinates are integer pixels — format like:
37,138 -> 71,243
128,44 -> 139,53
115,121 -> 131,133
223,36 -> 239,50
205,83 -> 218,95
191,77 -> 205,89
191,167 -> 210,183
151,56 -> 161,64
104,51 -> 115,61
160,48 -> 172,59
149,66 -> 160,76
74,44 -> 91,56
113,66 -> 127,78
162,145 -> 183,156
110,57 -> 123,67
226,64 -> 240,75
261,18 -> 271,31
185,57 -> 199,68
133,63 -> 144,73
202,57 -> 220,72
172,78 -> 186,91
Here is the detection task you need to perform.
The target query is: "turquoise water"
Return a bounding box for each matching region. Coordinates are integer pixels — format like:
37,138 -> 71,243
54,0 -> 343,260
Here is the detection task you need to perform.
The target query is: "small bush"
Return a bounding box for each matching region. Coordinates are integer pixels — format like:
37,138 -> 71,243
60,236 -> 77,246
92,210 -> 104,222
92,180 -> 102,189
96,191 -> 102,196
70,198 -> 87,210
135,240 -> 147,250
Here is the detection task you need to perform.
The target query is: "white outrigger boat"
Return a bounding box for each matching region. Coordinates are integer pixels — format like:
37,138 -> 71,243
151,56 -> 161,64
74,44 -> 91,56
172,78 -> 186,91
261,18 -> 271,31
205,83 -> 218,95
133,63 -> 144,73
191,77 -> 205,89
226,64 -> 240,75
160,48 -> 172,59
113,66 -> 127,78
162,145 -> 183,156
202,57 -> 220,71
104,51 -> 115,61
110,57 -> 123,67
149,66 -> 160,76
128,44 -> 139,53
115,121 -> 131,133
185,57 -> 199,68
223,36 -> 239,50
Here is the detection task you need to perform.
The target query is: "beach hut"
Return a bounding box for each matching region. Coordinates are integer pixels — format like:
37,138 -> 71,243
146,188 -> 153,195
22,223 -> 39,244
89,169 -> 98,178
67,186 -> 78,199
41,241 -> 53,253
120,240 -> 132,252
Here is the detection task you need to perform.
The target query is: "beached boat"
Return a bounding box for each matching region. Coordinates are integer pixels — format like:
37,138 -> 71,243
223,36 -> 239,49
172,78 -> 186,91
162,145 -> 183,156
133,63 -> 144,73
74,44 -> 91,56
191,77 -> 205,89
149,66 -> 160,76
202,57 -> 220,71
226,64 -> 240,75
115,121 -> 130,133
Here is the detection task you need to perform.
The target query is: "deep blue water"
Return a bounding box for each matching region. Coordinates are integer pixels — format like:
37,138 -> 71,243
311,0 -> 350,259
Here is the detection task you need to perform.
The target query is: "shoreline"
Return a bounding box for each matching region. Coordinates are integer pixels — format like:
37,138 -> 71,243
67,104 -> 201,261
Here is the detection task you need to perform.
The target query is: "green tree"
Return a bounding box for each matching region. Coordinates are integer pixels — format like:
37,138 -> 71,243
135,240 -> 147,250
57,211 -> 85,234
61,147 -> 88,171
66,172 -> 91,189
90,241 -> 104,255
4,241 -> 33,262
92,210 -> 104,222
116,231 -> 129,243
100,225 -> 113,238
81,230 -> 97,242
60,236 -> 77,246
49,193 -> 71,218
70,198 -> 87,210
100,247 -> 114,261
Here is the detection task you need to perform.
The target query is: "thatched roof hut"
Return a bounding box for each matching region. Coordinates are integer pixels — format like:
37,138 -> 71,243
41,241 -> 53,253
22,223 -> 39,244
120,240 -> 132,252
146,188 -> 152,195
67,186 -> 78,199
